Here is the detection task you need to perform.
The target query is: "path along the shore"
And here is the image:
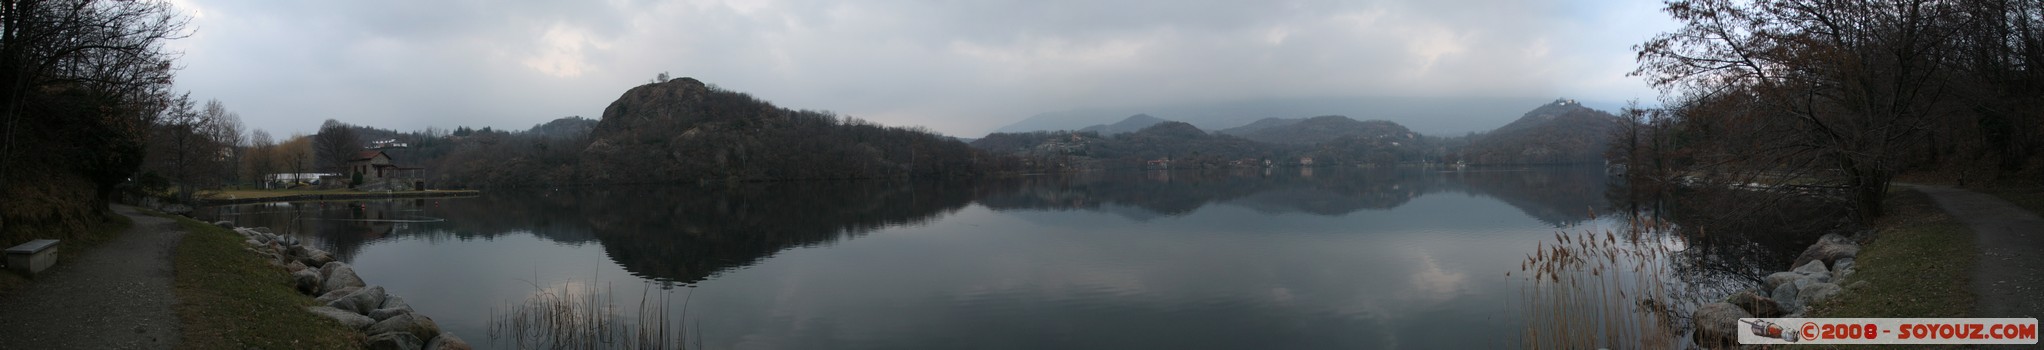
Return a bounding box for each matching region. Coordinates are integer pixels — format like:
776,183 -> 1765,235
0,205 -> 184,349
1906,185 -> 2044,320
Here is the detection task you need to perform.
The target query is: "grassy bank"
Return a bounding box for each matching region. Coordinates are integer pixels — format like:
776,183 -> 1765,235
0,212 -> 132,297
1807,189 -> 1976,319
162,214 -> 359,349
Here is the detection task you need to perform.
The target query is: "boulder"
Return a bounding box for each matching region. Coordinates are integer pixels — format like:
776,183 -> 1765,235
368,307 -> 412,321
1764,271 -> 1805,291
284,261 -> 309,273
250,226 -> 274,234
1691,302 -> 1751,348
1794,271 -> 1833,287
1791,260 -> 1829,275
1798,282 -> 1844,306
1773,281 -> 1802,313
367,313 -> 442,342
212,220 -> 234,228
1835,258 -> 1857,279
425,331 -> 472,350
1792,233 -> 1860,270
1726,290 -> 1785,318
320,262 -> 367,295
306,306 -> 376,330
364,332 -> 423,350
327,286 -> 388,314
315,286 -> 362,305
291,269 -> 323,295
380,295 -> 412,311
299,249 -> 335,269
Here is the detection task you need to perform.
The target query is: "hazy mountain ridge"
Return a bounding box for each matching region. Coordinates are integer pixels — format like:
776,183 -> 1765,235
1220,115 -> 1415,145
1077,114 -> 1171,135
995,96 -> 1592,136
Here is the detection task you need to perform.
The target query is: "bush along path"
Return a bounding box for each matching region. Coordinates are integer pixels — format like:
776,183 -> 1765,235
1906,184 -> 2044,320
0,205 -> 183,349
222,222 -> 473,350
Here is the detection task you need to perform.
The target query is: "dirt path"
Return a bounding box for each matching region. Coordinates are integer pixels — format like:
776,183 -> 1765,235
0,205 -> 184,349
1905,184 -> 2044,320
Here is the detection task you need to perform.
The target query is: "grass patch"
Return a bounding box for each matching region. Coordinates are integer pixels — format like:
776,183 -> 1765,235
0,211 -> 132,297
163,213 -> 359,350
1809,189 -> 1976,319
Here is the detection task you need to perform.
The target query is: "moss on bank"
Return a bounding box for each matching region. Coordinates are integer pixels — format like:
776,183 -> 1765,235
1808,190 -> 1977,320
163,214 -> 359,349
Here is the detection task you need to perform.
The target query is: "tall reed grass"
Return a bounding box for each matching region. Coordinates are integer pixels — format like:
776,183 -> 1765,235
489,278 -> 699,350
1516,209 -> 1694,349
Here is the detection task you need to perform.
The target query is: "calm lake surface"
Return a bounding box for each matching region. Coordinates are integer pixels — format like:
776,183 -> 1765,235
208,166 -> 1803,349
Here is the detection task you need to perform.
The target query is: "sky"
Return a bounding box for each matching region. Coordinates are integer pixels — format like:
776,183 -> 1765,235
166,0 -> 1678,138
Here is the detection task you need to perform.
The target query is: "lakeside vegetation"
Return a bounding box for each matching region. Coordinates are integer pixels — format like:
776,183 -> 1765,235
163,212 -> 358,350
1808,190 -> 1978,319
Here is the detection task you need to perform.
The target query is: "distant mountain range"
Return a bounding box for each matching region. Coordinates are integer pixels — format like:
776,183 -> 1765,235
1077,114 -> 1170,135
993,96 -> 1620,136
1218,115 -> 1414,145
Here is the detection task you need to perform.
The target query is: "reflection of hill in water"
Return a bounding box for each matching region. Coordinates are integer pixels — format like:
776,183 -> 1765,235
973,167 -> 1609,226
236,167 -> 1617,285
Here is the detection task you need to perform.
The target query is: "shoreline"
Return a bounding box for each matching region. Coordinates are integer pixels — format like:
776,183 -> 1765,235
199,190 -> 481,206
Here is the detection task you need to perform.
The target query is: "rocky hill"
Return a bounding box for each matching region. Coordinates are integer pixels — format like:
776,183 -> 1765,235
579,78 -> 993,182
1460,99 -> 1621,165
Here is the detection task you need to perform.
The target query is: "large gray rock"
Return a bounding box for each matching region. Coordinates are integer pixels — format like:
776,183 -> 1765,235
1726,290 -> 1785,318
364,332 -> 423,350
299,249 -> 335,268
1792,260 -> 1829,275
315,286 -> 362,305
250,226 -> 274,234
1798,282 -> 1844,306
380,295 -> 412,311
1795,271 -> 1833,287
1692,302 -> 1751,348
212,220 -> 234,228
367,313 -> 443,342
1835,258 -> 1857,279
368,307 -> 412,321
306,306 -> 376,330
1793,233 -> 1860,270
292,269 -> 323,295
1764,271 -> 1805,291
425,331 -> 472,350
1773,282 -> 1802,313
327,286 -> 388,314
319,262 -> 367,295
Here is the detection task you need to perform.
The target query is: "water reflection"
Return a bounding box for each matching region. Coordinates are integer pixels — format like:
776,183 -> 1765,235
199,166 -> 1832,349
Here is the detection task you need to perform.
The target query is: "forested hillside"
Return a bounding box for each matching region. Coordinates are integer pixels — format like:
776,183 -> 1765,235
578,77 -> 995,183
1460,99 -> 1620,165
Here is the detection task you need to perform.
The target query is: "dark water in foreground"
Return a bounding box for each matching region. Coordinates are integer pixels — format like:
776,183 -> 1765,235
207,167 -> 1811,349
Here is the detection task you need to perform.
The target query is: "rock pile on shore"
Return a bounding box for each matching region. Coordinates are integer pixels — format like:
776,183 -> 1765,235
219,222 -> 470,350
1692,232 -> 1865,347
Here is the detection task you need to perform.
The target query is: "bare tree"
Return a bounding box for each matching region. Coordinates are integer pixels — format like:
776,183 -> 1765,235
313,119 -> 361,173
1634,0 -> 1969,220
246,129 -> 275,188
0,0 -> 189,222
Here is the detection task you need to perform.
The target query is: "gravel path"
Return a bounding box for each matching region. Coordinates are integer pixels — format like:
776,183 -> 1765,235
0,205 -> 184,349
1906,185 -> 2044,320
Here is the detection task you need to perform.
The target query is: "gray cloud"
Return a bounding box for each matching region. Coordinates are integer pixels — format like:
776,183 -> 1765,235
168,0 -> 1672,137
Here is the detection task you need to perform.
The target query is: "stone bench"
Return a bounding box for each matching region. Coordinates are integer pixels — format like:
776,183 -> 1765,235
4,239 -> 60,277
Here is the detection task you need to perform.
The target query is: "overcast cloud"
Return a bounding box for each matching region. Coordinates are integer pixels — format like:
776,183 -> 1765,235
167,0 -> 1675,137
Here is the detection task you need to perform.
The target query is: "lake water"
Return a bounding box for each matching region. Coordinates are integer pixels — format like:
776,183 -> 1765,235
208,166 -> 1806,349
